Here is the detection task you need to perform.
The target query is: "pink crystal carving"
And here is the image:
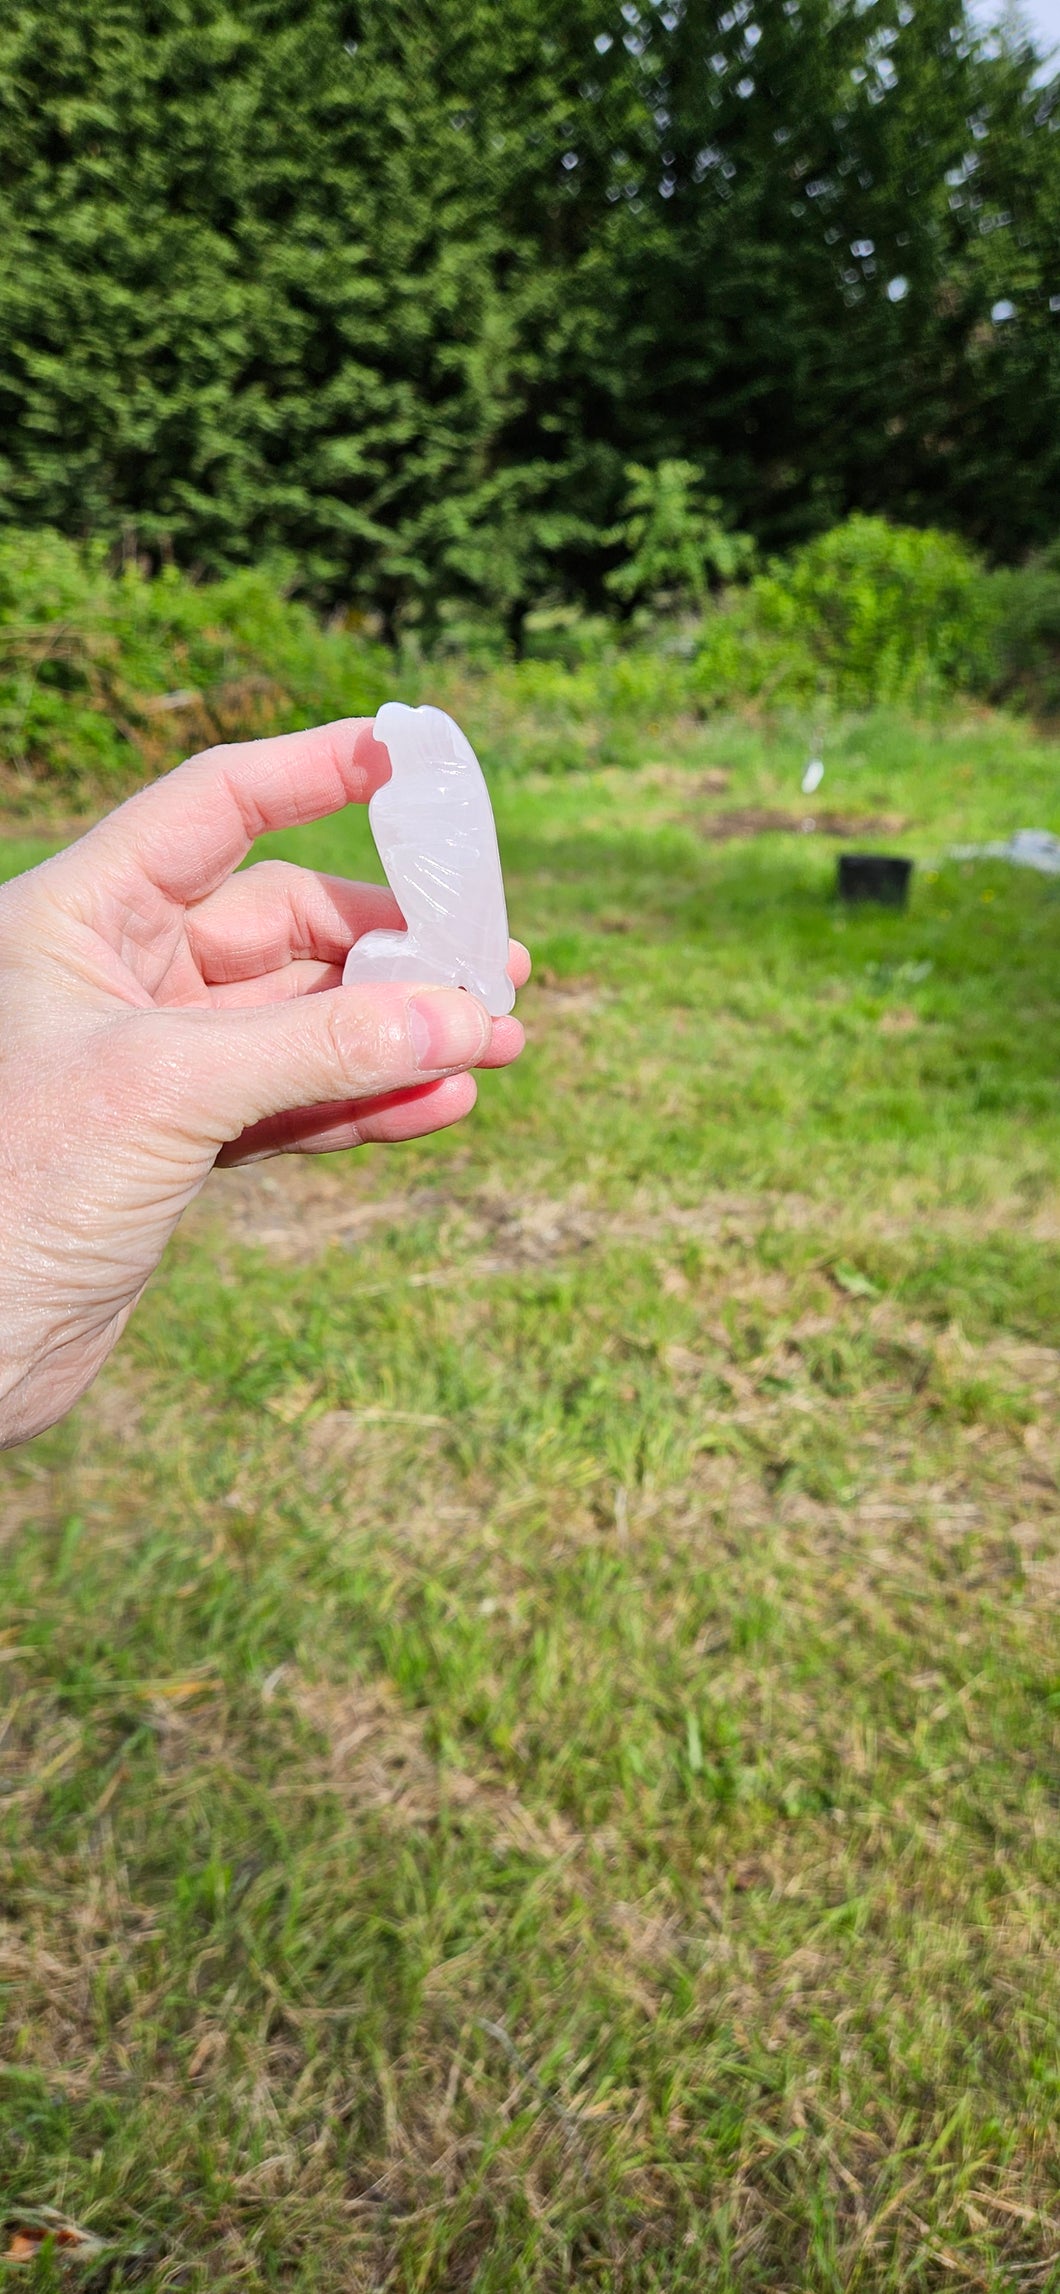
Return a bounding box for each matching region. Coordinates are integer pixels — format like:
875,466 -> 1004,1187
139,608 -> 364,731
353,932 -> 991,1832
342,702 -> 515,1016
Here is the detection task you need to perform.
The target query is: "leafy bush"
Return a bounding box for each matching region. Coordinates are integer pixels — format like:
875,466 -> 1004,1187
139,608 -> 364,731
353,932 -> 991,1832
439,645 -> 690,778
689,587 -> 821,713
755,517 -> 989,706
979,550 -> 1060,716
0,531 -> 387,803
686,515 -> 997,712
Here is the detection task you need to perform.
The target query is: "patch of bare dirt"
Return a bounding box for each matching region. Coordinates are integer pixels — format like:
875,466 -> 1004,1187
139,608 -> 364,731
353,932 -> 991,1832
287,1673 -> 579,1855
187,1159 -> 439,1261
76,1367 -> 149,1448
304,1407 -> 451,1462
463,1188 -> 603,1263
693,807 -> 910,840
290,1676 -> 436,1818
642,764 -> 731,794
186,1160 -> 1060,1273
531,970 -> 604,1013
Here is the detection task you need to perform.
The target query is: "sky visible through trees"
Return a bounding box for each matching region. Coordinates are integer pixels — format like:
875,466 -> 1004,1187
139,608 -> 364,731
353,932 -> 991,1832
975,0 -> 1060,56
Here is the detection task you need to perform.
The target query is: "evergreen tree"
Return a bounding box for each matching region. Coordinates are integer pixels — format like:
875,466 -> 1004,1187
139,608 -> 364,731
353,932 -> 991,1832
0,0 -> 1056,614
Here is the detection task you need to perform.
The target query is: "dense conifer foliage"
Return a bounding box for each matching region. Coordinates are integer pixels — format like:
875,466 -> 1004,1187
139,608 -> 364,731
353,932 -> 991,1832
0,0 -> 1057,623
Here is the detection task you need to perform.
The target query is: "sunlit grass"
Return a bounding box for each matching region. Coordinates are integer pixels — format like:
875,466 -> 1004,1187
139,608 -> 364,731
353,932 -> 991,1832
1,702 -> 1057,2289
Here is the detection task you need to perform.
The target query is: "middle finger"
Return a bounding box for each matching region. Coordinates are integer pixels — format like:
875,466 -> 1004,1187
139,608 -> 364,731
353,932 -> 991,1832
187,861 -> 403,983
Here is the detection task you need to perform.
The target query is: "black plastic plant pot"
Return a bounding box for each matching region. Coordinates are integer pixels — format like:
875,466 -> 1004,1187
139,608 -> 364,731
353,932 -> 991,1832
837,853 -> 913,908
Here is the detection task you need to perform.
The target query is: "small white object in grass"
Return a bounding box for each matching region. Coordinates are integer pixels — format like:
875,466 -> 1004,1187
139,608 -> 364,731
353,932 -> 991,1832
342,701 -> 516,1015
947,828 -> 1060,878
801,758 -> 825,794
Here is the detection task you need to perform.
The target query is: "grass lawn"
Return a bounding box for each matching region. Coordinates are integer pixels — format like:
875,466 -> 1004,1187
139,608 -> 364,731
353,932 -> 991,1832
1,702 -> 1058,2290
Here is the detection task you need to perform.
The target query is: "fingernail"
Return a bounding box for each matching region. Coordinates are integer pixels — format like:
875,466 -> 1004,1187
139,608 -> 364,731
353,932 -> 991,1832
408,989 -> 491,1071
352,720 -> 393,790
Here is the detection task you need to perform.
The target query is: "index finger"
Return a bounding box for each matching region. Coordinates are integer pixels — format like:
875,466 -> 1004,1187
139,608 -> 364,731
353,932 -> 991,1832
84,718 -> 392,905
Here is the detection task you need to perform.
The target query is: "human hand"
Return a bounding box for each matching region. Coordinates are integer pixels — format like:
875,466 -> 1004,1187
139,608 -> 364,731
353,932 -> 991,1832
0,718 -> 529,1447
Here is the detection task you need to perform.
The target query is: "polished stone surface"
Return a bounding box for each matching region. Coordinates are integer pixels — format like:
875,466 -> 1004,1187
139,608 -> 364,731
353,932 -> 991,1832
342,702 -> 515,1015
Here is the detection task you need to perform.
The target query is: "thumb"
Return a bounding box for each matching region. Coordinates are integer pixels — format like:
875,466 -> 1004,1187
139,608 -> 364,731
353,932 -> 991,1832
169,983 -> 493,1144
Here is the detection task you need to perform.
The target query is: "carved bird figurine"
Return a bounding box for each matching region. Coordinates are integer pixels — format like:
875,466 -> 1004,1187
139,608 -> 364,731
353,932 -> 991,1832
343,702 -> 515,1016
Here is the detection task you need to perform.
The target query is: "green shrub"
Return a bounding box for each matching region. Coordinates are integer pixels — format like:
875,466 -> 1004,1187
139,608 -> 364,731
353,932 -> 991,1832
687,515 -> 992,712
979,551 -> 1060,716
0,531 -> 387,803
757,516 -> 988,706
440,645 -> 690,778
521,606 -> 617,670
689,586 -> 821,713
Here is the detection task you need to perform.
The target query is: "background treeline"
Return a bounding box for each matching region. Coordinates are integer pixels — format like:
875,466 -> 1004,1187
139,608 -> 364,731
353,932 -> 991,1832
1,0 -> 1059,639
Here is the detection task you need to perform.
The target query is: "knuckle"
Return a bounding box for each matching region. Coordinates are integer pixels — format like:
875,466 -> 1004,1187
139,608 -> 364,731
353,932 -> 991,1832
324,989 -> 404,1088
242,858 -> 296,895
322,994 -> 351,1075
323,992 -> 368,1082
